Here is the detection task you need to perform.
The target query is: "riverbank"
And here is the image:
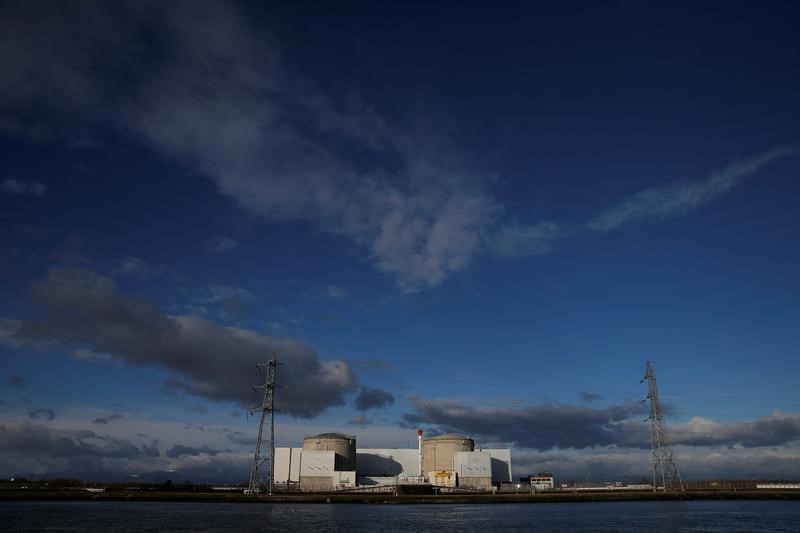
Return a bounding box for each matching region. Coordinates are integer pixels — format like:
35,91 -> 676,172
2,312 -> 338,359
2,489 -> 799,504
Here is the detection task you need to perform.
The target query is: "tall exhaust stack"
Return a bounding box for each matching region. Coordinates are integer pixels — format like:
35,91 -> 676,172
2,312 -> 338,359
417,429 -> 424,479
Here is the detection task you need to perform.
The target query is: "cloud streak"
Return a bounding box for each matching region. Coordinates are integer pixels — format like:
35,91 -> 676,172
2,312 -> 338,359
588,147 -> 800,232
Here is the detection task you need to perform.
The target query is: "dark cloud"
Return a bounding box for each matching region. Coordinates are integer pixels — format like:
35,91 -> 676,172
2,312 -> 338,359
185,405 -> 208,415
0,422 -> 147,460
665,414 -> 800,448
141,441 -> 160,457
225,432 -> 256,447
354,387 -> 394,411
512,445 -> 800,481
579,391 -> 603,403
405,397 -> 800,451
91,414 -> 122,425
28,409 -> 56,421
403,398 -> 647,450
165,444 -> 221,458
6,376 -> 26,388
13,268 -> 356,417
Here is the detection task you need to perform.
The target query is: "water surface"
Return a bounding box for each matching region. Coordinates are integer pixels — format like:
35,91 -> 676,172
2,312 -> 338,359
2,500 -> 799,532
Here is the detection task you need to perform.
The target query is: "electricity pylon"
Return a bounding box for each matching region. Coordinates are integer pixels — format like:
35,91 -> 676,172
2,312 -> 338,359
642,361 -> 684,491
247,349 -> 279,495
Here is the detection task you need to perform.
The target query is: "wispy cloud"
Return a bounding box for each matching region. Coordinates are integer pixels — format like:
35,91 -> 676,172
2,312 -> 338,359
588,147 -> 800,232
72,348 -> 113,361
110,256 -> 164,280
349,416 -> 373,426
578,391 -> 602,403
92,413 -> 123,425
0,1 -> 555,292
323,285 -> 348,299
207,236 -> 239,254
6,376 -> 26,388
486,222 -> 562,257
0,178 -> 46,197
28,408 -> 56,421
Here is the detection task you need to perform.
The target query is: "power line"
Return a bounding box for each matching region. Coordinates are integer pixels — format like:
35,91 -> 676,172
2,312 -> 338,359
661,379 -> 800,391
359,369 -> 800,401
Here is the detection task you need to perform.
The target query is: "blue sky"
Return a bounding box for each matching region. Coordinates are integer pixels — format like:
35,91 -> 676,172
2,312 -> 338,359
1,0 -> 800,482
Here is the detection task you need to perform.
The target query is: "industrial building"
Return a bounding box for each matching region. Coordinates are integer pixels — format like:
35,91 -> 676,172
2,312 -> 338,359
273,431 -> 512,492
528,472 -> 555,491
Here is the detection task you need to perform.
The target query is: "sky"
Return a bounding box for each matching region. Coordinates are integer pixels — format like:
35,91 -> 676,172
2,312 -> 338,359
1,0 -> 800,483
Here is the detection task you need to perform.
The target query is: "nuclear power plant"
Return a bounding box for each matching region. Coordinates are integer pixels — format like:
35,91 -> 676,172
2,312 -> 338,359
272,430 -> 512,492
247,356 -> 679,495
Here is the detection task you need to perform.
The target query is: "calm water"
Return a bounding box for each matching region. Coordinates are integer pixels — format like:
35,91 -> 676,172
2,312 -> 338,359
2,500 -> 799,532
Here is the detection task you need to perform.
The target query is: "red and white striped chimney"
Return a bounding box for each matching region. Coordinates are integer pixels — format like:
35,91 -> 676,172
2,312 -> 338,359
417,429 -> 424,479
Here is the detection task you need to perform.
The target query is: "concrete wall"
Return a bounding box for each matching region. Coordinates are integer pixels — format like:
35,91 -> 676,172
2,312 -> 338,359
481,448 -> 512,483
299,450 -> 335,476
455,451 -> 491,477
455,451 -> 492,490
274,447 -> 302,485
299,476 -> 333,491
357,449 -> 419,477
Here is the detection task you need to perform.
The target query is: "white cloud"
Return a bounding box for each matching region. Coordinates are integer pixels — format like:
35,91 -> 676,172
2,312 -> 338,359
487,222 -> 562,257
588,147 -> 800,232
324,285 -> 347,299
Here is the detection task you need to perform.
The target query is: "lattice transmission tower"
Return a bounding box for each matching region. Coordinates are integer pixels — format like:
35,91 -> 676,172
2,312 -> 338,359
247,349 -> 280,495
642,361 -> 684,491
